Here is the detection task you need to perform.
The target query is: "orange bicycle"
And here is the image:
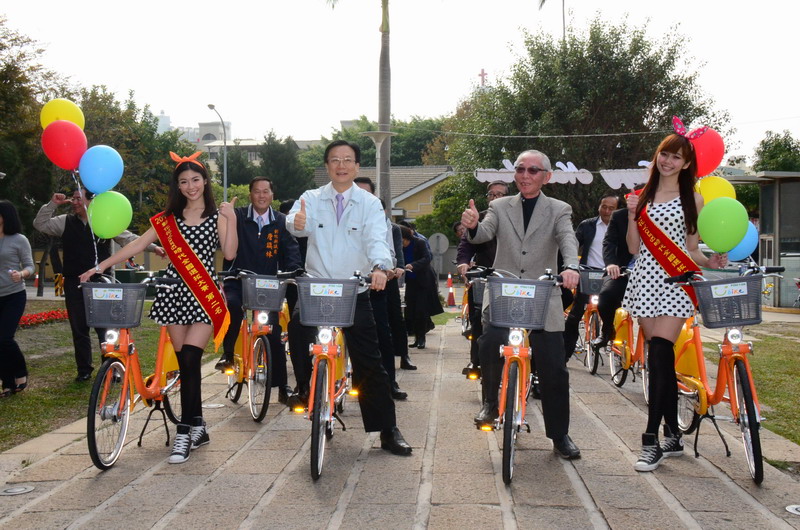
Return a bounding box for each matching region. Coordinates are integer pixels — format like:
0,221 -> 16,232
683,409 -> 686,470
466,267 -> 561,484
668,264 -> 784,484
82,275 -> 182,470
572,266 -> 605,374
219,269 -> 288,422
606,269 -> 650,400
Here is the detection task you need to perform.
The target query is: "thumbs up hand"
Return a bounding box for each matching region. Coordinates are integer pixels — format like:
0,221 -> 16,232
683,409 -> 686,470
461,199 -> 480,229
294,198 -> 307,231
219,196 -> 238,221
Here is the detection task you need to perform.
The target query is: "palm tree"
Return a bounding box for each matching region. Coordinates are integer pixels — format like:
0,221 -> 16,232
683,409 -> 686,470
327,1 -> 392,211
538,0 -> 566,41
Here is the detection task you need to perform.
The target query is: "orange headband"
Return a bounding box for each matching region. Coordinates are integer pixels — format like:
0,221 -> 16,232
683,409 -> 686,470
170,151 -> 205,169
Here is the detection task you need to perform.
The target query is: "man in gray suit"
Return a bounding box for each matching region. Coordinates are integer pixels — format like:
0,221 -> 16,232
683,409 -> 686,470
461,149 -> 582,459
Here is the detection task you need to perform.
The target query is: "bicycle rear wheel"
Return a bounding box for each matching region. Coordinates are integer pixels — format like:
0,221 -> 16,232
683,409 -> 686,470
609,346 -> 627,387
310,358 -> 330,481
677,387 -> 700,435
87,359 -> 130,470
163,368 -> 181,424
586,311 -> 601,375
502,362 -> 519,485
248,337 -> 273,422
734,359 -> 763,484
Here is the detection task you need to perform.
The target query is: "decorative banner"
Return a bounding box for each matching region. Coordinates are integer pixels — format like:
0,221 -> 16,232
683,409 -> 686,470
475,159 -> 652,189
40,98 -> 85,130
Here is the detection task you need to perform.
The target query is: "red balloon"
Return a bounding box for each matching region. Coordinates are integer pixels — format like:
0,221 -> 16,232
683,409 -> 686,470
41,120 -> 87,170
689,127 -> 724,178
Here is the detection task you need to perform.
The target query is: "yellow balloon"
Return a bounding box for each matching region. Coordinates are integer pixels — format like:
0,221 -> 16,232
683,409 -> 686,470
40,98 -> 85,130
698,176 -> 735,204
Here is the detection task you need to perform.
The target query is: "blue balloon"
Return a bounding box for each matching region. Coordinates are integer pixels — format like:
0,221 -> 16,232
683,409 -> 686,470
79,145 -> 124,194
726,222 -> 758,262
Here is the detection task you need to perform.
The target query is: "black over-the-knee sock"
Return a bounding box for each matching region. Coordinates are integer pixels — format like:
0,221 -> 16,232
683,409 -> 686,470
645,336 -> 676,435
176,345 -> 204,423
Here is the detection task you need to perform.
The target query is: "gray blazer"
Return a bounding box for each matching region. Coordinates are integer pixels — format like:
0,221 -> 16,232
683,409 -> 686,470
468,191 -> 579,331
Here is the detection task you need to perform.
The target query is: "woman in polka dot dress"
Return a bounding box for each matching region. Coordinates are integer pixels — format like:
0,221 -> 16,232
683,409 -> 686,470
623,133 -> 726,473
80,153 -> 238,464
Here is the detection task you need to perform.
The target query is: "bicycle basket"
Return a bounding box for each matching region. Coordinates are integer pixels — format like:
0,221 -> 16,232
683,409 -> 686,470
693,275 -> 763,329
82,283 -> 147,328
471,280 -> 486,305
295,277 -> 360,327
241,274 -> 287,311
579,269 -> 605,295
486,277 -> 553,329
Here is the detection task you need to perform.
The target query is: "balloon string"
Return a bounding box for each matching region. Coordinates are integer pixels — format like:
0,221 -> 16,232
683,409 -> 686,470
71,171 -> 100,270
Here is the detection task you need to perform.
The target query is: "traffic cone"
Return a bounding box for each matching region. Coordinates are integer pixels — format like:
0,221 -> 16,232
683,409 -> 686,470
447,273 -> 453,288
447,285 -> 456,308
34,274 -> 39,288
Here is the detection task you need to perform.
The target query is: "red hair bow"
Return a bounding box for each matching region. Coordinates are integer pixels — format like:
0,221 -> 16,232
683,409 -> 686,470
672,116 -> 708,140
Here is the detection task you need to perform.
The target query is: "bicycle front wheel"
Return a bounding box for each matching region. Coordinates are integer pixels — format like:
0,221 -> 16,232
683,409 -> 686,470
734,359 -> 763,484
163,368 -> 181,424
502,361 -> 519,485
310,358 -> 330,481
87,359 -> 130,470
248,337 -> 273,422
586,311 -> 601,375
609,346 -> 627,387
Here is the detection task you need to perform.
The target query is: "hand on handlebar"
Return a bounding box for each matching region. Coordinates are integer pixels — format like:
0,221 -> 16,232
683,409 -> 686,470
560,269 -> 580,290
606,264 -> 621,280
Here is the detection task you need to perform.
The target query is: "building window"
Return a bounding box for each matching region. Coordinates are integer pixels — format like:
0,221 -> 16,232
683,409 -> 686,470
202,133 -> 217,141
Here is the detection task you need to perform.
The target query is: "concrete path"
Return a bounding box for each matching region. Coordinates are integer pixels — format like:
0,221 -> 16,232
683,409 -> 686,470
2,296 -> 800,528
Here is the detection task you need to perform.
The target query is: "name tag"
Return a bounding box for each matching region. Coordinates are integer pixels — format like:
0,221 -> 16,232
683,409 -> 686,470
92,288 -> 124,300
310,283 -> 344,297
711,282 -> 748,298
501,283 -> 536,298
255,279 -> 279,290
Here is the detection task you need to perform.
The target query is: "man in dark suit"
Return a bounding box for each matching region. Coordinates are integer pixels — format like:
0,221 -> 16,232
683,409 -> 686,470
461,149 -> 582,459
563,193 -> 619,360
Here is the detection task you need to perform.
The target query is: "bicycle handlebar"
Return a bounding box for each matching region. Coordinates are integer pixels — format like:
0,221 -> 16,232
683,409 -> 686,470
462,266 -> 563,285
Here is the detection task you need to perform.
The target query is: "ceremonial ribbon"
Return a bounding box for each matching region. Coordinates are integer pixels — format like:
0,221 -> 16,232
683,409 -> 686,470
151,211 -> 229,351
637,204 -> 701,307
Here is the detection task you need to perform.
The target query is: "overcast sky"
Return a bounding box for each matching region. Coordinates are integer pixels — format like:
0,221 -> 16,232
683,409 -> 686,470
4,0 -> 798,164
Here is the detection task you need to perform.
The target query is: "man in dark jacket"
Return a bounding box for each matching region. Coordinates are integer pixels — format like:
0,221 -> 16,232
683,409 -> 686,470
562,193 -> 619,361
219,177 -> 302,405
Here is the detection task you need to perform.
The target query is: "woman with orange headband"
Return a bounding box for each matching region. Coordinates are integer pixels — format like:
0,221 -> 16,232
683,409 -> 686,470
80,152 -> 238,464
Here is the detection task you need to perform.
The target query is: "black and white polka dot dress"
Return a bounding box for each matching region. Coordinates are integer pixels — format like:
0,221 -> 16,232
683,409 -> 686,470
150,213 -> 219,326
623,197 -> 695,318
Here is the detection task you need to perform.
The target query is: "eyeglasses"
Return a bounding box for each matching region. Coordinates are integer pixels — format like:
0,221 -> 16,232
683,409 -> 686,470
486,192 -> 506,199
515,166 -> 547,175
327,157 -> 356,167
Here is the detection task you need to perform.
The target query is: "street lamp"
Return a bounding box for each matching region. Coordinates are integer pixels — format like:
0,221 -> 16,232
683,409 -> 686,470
361,130 -> 396,212
207,104 -> 228,202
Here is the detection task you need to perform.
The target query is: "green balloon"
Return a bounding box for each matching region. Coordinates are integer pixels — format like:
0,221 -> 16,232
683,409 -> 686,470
87,191 -> 133,239
697,197 -> 748,253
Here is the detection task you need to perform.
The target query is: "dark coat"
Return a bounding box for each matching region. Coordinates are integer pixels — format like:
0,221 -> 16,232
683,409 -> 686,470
575,215 -> 599,266
602,208 -> 633,268
404,236 -> 443,317
222,205 -> 302,274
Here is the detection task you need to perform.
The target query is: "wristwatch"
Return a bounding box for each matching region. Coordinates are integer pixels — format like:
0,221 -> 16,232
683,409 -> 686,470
95,265 -> 102,274
563,264 -> 580,272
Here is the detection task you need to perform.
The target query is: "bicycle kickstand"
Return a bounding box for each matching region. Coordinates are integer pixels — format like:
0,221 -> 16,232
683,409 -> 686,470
707,413 -> 731,457
138,401 -> 171,447
333,412 -> 347,432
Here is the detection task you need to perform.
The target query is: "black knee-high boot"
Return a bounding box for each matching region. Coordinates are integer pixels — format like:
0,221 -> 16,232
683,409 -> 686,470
176,345 -> 204,423
645,336 -> 676,435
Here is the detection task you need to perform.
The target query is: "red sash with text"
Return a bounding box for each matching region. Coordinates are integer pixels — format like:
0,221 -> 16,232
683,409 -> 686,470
151,212 -> 229,351
637,205 -> 700,307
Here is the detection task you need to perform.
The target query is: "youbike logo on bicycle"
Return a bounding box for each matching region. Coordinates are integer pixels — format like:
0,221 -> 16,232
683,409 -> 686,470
310,283 -> 344,297
711,282 -> 748,299
91,288 -> 124,300
501,283 -> 537,298
256,278 -> 280,290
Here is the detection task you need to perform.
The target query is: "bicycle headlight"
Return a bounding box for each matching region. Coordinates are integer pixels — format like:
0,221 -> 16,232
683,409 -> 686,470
105,329 -> 120,345
590,295 -> 599,305
318,328 -> 333,345
726,328 -> 743,345
256,311 -> 269,325
509,329 -> 524,347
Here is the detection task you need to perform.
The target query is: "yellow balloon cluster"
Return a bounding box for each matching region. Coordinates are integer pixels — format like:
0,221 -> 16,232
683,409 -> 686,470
40,98 -> 85,130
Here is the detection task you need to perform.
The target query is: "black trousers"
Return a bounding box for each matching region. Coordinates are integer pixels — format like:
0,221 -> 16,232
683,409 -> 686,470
0,290 -> 28,389
478,320 -> 570,440
597,276 -> 628,341
370,288 -> 397,385
222,280 -> 288,388
288,292 -> 396,432
563,289 -> 589,357
64,276 -> 105,376
467,285 -> 483,366
385,278 -> 408,358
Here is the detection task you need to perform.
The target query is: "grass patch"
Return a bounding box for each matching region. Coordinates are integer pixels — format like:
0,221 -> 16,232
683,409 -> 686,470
0,299 -> 214,453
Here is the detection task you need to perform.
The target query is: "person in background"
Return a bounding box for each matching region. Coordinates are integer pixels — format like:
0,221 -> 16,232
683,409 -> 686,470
34,189 -> 165,382
0,201 -> 34,397
80,152 -> 238,465
218,177 -> 302,406
401,225 -> 443,350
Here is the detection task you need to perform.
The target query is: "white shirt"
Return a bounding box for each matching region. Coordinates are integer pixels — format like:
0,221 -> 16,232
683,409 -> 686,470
287,183 -> 392,292
586,217 -> 609,269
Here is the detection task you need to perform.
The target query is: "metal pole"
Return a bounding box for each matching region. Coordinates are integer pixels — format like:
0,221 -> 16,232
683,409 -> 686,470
207,104 -> 228,202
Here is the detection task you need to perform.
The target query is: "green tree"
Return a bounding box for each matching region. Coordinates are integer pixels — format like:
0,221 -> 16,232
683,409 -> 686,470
258,131 -> 314,201
419,17 -> 730,235
225,142 -> 258,186
752,130 -> 800,172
